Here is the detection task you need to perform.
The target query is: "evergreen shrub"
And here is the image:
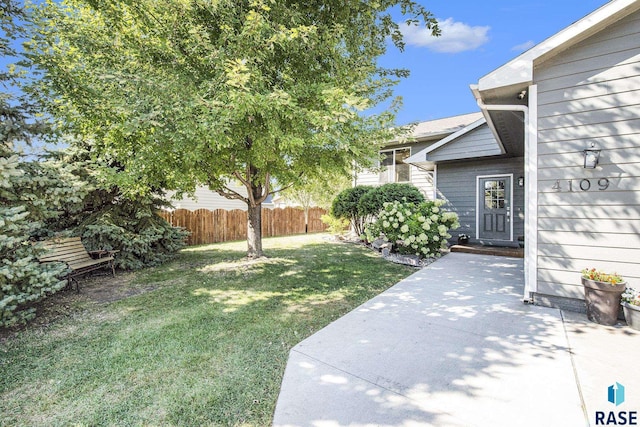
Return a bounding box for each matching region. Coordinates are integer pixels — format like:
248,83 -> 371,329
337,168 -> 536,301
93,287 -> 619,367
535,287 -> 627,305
77,201 -> 189,270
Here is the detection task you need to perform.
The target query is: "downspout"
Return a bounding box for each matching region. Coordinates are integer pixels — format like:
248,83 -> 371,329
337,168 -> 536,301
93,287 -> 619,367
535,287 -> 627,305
470,85 -> 538,304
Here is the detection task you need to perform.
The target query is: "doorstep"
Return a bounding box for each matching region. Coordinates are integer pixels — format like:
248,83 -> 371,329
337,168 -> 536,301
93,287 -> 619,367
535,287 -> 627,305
449,244 -> 524,258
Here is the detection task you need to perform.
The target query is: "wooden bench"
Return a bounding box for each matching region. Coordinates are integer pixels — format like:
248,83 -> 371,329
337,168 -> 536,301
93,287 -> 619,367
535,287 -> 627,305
37,237 -> 118,292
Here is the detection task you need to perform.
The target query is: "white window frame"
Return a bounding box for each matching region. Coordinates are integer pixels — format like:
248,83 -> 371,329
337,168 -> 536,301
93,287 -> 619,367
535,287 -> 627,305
379,147 -> 412,184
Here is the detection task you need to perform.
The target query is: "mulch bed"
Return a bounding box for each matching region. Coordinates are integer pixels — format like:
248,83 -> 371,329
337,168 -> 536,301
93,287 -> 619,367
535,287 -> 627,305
0,271 -> 156,342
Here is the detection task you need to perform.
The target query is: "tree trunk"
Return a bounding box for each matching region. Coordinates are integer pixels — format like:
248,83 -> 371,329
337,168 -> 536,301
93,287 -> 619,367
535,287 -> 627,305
247,202 -> 263,258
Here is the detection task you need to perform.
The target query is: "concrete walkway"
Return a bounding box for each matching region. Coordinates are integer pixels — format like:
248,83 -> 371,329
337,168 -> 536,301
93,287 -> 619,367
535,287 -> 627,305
273,253 -> 640,427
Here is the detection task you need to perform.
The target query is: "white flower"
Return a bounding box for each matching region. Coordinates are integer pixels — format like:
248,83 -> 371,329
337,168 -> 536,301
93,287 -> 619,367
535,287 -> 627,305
392,222 -> 399,228
422,223 -> 430,231
431,214 -> 439,222
383,221 -> 390,228
433,235 -> 439,241
419,233 -> 427,242
400,224 -> 409,233
442,212 -> 455,221
417,216 -> 425,223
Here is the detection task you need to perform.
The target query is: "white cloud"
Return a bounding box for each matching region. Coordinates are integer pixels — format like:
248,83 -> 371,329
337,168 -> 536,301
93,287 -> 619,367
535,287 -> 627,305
401,18 -> 490,53
511,40 -> 536,52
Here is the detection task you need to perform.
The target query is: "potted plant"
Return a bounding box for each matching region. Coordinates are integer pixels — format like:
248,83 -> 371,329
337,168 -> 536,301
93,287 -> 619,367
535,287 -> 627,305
621,287 -> 640,331
581,268 -> 626,326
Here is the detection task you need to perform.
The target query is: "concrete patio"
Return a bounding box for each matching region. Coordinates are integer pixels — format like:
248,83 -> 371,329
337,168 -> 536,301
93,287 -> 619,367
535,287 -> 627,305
273,252 -> 640,427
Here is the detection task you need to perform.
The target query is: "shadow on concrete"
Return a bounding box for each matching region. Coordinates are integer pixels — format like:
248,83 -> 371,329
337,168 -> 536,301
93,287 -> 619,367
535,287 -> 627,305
274,253 -> 585,427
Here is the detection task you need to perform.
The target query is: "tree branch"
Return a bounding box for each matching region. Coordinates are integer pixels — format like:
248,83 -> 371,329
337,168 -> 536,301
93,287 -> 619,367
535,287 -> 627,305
255,172 -> 270,204
207,177 -> 248,203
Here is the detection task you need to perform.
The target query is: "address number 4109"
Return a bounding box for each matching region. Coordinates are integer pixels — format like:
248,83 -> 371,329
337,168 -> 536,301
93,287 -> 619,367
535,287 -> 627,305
552,178 -> 610,192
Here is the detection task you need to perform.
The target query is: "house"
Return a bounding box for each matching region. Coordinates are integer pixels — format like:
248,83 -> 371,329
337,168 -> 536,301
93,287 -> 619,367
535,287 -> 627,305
166,183 -> 274,211
354,112 -> 483,199
406,116 -> 525,249
408,0 -> 640,311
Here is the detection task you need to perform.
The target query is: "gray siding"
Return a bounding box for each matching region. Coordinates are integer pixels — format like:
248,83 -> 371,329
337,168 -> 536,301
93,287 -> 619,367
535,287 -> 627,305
437,157 -> 525,246
427,125 -> 502,162
534,10 -> 640,300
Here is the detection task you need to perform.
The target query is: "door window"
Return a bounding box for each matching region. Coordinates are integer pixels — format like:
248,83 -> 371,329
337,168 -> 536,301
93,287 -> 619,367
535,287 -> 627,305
484,180 -> 506,209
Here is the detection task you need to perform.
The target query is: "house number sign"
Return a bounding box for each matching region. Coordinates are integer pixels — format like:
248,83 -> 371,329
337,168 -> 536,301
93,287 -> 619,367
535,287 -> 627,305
552,178 -> 610,192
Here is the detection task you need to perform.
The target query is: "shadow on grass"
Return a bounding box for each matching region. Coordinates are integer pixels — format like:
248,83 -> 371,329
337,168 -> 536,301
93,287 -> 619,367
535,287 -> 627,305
0,236 -> 414,427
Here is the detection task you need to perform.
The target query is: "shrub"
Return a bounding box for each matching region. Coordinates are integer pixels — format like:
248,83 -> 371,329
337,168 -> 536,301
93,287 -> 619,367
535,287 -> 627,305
0,155 -> 88,327
0,208 -> 69,327
74,199 -> 189,270
331,185 -> 374,235
364,200 -> 459,258
358,183 -> 425,217
320,214 -> 350,235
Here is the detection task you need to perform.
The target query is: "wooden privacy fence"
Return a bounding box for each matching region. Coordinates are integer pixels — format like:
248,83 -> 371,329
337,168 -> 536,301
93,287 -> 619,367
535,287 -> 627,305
158,207 -> 328,246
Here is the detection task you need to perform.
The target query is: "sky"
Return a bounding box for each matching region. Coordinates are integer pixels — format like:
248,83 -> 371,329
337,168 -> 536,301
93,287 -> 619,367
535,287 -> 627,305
381,0 -> 610,125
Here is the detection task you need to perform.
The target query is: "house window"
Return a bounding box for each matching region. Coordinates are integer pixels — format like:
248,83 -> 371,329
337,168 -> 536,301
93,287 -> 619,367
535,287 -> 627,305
379,148 -> 411,184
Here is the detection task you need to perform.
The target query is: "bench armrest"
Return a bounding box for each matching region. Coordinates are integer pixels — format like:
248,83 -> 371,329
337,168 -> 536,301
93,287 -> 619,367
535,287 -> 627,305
88,250 -> 120,259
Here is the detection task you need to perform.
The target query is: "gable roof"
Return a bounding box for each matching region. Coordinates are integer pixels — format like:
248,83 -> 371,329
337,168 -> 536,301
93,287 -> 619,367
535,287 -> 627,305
420,117 -> 491,156
408,112 -> 483,141
478,0 -> 640,93
406,117 -> 503,165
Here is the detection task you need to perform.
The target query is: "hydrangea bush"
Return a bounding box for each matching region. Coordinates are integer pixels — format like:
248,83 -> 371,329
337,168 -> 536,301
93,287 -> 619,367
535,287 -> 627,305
364,200 -> 459,258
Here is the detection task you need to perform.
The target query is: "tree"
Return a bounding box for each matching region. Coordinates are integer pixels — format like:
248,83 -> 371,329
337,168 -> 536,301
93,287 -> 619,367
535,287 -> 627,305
279,173 -> 351,230
42,145 -> 190,270
25,0 -> 439,258
0,0 -> 87,326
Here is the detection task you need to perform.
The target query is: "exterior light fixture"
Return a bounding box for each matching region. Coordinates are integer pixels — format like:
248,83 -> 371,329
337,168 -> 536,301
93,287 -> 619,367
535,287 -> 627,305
583,148 -> 601,169
517,176 -> 524,187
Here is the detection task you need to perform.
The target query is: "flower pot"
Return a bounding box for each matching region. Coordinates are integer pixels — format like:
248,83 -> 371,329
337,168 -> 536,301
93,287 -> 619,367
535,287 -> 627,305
582,278 -> 626,326
622,302 -> 640,331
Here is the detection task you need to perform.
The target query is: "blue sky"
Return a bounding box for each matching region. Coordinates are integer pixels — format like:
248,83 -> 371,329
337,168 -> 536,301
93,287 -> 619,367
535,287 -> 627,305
382,0 -> 610,125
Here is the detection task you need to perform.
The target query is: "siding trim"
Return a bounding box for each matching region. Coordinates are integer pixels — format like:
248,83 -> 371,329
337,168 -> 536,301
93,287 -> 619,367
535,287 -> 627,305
526,84 -> 539,298
433,164 -> 438,200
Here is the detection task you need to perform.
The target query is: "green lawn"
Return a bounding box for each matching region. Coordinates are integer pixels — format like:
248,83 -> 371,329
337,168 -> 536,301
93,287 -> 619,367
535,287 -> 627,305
0,234 -> 414,426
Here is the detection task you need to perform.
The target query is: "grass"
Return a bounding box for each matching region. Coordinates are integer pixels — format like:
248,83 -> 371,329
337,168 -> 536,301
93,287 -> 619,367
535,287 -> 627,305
0,234 -> 415,426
